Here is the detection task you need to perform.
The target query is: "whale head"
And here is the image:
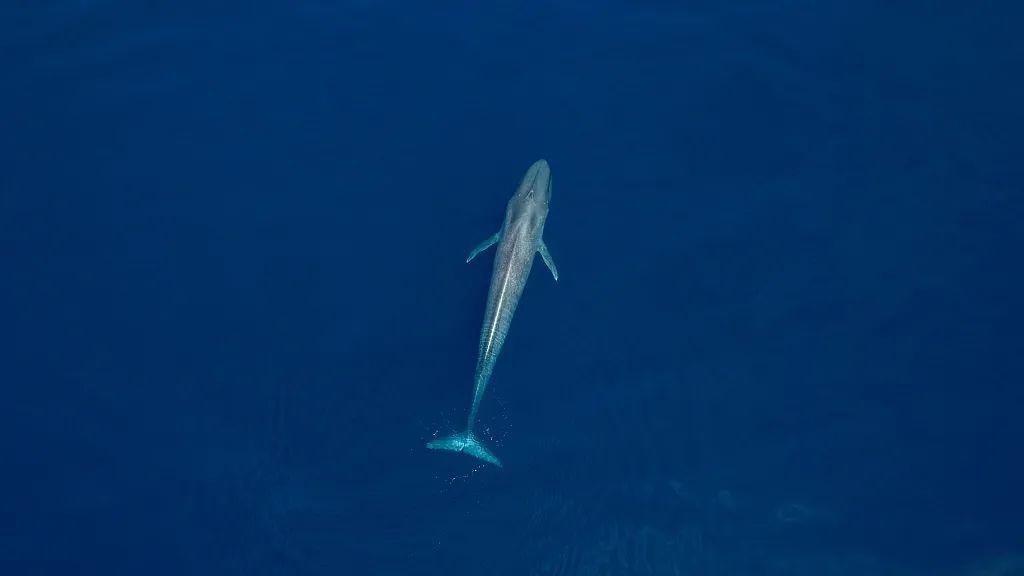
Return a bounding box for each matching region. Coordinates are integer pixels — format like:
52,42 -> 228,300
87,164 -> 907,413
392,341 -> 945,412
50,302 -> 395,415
506,159 -> 552,236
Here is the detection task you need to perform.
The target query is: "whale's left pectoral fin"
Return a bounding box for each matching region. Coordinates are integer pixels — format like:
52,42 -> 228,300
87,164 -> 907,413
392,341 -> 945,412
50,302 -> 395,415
539,240 -> 559,281
467,231 -> 500,263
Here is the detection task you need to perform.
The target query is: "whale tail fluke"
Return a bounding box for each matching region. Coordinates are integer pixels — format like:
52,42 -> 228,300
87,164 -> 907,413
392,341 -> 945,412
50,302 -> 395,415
427,431 -> 502,467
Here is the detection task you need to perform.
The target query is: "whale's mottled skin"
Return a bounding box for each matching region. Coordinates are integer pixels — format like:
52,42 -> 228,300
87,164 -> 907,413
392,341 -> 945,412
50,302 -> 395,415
427,159 -> 559,467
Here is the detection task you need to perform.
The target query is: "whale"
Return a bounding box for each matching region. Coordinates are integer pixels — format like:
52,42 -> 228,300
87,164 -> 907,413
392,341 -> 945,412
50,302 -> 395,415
427,159 -> 559,467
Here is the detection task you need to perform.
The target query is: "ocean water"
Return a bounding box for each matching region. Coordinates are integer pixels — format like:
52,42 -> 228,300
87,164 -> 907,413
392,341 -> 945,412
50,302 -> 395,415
3,2 -> 1023,575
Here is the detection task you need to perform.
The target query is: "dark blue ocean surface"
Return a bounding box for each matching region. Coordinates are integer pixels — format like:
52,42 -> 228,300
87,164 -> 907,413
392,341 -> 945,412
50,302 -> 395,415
3,2 -> 1022,574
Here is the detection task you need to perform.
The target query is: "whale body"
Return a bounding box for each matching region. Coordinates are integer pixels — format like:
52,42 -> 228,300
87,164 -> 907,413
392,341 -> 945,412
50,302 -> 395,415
427,159 -> 559,467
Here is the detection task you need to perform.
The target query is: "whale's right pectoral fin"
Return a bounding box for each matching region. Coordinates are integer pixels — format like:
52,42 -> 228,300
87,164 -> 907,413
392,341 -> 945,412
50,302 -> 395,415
539,240 -> 559,281
466,232 -> 500,263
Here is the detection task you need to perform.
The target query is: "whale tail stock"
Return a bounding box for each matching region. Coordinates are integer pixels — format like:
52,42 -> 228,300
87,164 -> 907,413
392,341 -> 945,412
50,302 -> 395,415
427,430 -> 502,467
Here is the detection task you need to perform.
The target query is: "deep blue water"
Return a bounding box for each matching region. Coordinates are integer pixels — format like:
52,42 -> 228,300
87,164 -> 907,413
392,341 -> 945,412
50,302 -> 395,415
3,2 -> 1023,574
